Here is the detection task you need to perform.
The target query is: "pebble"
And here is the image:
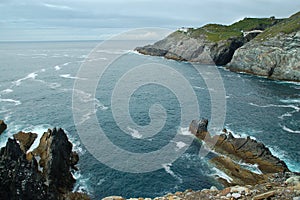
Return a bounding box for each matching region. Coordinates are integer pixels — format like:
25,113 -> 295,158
293,197 -> 300,200
231,193 -> 241,199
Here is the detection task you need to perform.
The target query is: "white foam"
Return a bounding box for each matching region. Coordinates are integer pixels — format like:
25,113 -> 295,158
54,65 -> 61,71
162,163 -> 183,183
268,146 -> 300,172
249,102 -> 300,112
0,98 -> 21,105
25,124 -> 51,153
281,125 -> 300,134
280,99 -> 300,104
127,126 -> 142,139
178,127 -> 192,136
12,72 -> 38,86
211,167 -> 233,183
175,141 -> 187,150
237,160 -> 262,174
72,171 -> 91,194
0,89 -> 13,94
59,74 -> 86,80
62,62 -> 71,66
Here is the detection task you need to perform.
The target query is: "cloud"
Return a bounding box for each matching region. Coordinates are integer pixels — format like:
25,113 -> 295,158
42,3 -> 74,10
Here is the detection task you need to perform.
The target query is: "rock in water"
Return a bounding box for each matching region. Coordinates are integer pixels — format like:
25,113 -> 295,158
0,120 -> 7,135
189,119 -> 290,186
0,128 -> 80,200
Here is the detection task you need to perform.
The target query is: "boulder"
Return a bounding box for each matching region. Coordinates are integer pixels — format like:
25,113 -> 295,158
0,120 -> 7,135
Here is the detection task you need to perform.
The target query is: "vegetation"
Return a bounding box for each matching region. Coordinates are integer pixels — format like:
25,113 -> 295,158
180,17 -> 282,42
255,11 -> 300,40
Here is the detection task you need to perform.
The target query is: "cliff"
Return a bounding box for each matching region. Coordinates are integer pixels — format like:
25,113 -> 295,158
136,11 -> 300,81
0,124 -> 89,200
227,12 -> 300,81
136,17 -> 281,65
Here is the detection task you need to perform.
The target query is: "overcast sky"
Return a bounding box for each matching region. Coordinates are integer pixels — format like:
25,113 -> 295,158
0,0 -> 299,41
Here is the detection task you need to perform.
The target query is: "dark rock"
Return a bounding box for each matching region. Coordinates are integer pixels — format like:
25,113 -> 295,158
0,120 -> 7,135
0,127 -> 80,200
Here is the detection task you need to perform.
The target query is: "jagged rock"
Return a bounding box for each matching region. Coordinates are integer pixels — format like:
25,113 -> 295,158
190,119 -> 289,174
13,131 -> 38,152
0,120 -> 7,135
0,127 -> 80,200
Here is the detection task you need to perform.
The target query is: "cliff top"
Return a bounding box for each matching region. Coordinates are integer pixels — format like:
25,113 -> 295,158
177,17 -> 282,42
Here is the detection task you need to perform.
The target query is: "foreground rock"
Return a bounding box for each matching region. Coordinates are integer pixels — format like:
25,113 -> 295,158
189,119 -> 289,186
0,127 -> 88,200
102,172 -> 300,199
136,17 -> 281,65
227,12 -> 300,81
0,120 -> 7,135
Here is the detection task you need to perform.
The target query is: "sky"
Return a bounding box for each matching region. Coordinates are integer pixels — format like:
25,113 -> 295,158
0,0 -> 299,41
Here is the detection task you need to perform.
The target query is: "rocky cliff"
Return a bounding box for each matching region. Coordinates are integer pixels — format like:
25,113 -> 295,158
227,12 -> 300,81
136,17 -> 281,65
189,119 -> 289,186
0,124 -> 89,200
136,11 -> 300,81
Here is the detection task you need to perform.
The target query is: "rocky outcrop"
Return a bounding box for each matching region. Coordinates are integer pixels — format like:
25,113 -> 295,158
136,17 -> 281,66
0,120 -> 7,135
227,12 -> 300,81
136,30 -> 245,65
189,119 -> 289,186
0,127 -> 84,200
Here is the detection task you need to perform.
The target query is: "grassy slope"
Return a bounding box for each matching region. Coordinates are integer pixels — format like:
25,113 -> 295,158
178,17 -> 282,42
255,11 -> 300,41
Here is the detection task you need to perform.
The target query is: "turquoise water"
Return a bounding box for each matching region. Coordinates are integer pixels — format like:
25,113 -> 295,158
0,41 -> 299,199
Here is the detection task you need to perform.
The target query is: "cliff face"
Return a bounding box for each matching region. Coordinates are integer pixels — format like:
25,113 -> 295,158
0,126 -> 87,200
227,12 -> 300,81
136,17 -> 281,65
136,11 -> 300,81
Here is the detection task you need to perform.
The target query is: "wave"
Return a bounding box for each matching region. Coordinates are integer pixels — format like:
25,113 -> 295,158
178,127 -> 192,136
162,163 -> 183,183
0,88 -> 13,95
249,102 -> 300,112
237,161 -> 262,174
127,126 -> 142,139
280,99 -> 300,104
268,146 -> 300,172
211,167 -> 233,183
12,72 -> 38,87
54,65 -> 61,71
0,98 -> 21,105
175,141 -> 187,151
72,171 -> 92,194
281,124 -> 300,134
59,74 -> 86,80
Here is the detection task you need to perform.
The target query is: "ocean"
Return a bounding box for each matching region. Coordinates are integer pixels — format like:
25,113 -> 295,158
0,41 -> 299,199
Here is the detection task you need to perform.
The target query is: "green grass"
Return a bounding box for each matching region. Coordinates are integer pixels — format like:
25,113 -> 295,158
184,17 -> 282,42
255,11 -> 300,40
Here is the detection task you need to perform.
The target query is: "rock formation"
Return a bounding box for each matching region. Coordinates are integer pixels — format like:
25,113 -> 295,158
227,12 -> 300,81
189,119 -> 289,186
0,120 -> 7,135
0,127 -> 87,200
136,11 -> 300,81
136,17 -> 281,66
